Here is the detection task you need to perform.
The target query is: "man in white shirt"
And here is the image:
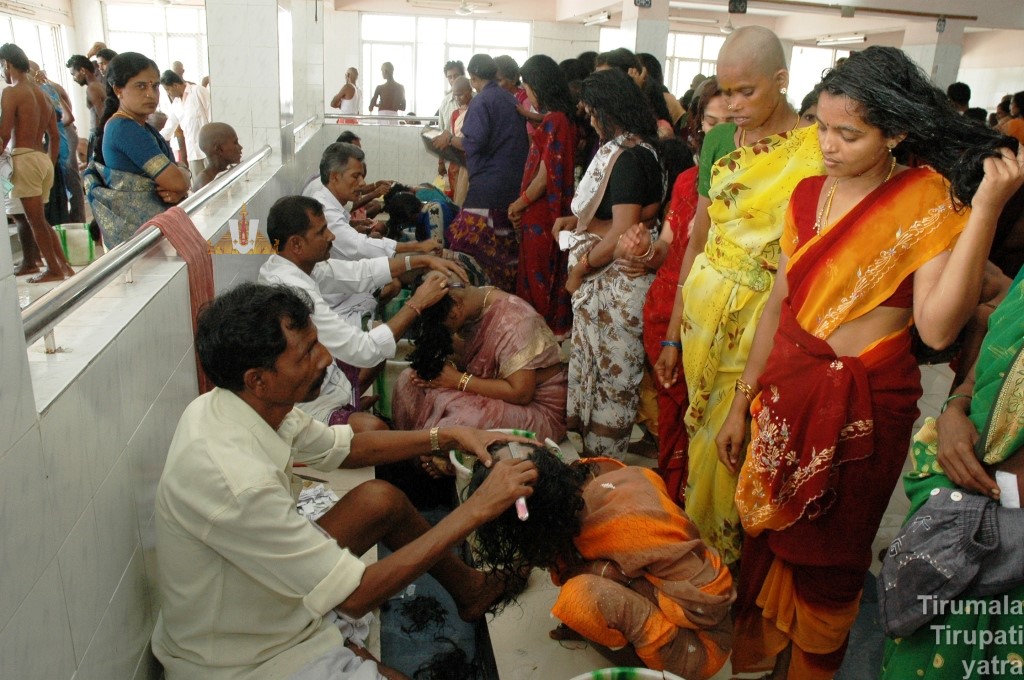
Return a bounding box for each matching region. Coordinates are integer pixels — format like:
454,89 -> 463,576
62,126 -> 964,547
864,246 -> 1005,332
159,70 -> 212,179
331,67 -> 361,115
303,142 -> 440,326
151,281 -> 536,680
259,195 -> 465,429
435,60 -> 464,176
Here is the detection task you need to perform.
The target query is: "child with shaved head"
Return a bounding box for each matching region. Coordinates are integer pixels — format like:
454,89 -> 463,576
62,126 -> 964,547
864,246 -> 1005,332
193,122 -> 242,190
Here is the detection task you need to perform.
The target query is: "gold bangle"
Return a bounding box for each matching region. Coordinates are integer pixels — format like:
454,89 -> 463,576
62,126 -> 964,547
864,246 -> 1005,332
458,372 -> 472,391
735,378 -> 758,403
429,426 -> 440,451
941,393 -> 971,413
638,242 -> 655,262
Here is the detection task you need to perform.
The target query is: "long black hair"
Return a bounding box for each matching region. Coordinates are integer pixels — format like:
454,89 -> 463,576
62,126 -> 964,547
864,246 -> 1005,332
819,46 -> 1017,208
469,446 -> 594,576
520,54 -> 576,120
407,286 -> 455,380
94,52 -> 160,165
580,67 -> 657,145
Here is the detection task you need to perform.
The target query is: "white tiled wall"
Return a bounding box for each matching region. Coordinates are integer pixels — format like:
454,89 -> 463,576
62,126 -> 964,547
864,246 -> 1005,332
0,261 -> 199,680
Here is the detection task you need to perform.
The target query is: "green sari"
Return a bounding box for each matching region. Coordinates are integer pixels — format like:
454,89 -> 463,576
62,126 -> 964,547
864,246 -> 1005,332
880,266 -> 1024,678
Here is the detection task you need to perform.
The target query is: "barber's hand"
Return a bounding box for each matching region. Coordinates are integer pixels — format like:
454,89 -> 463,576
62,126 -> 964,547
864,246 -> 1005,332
653,345 -> 680,389
935,405 -> 998,498
377,278 -> 401,304
715,398 -> 749,475
415,238 -> 443,255
431,131 -> 453,150
463,457 -> 538,522
408,270 -> 450,308
415,254 -> 467,283
552,215 -> 578,240
448,426 -> 537,469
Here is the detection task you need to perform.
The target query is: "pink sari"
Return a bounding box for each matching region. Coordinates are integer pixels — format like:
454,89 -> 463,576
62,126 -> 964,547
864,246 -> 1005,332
392,296 -> 568,441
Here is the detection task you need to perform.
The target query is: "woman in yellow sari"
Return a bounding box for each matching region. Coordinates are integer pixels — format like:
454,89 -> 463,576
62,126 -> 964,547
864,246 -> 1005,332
654,26 -> 824,564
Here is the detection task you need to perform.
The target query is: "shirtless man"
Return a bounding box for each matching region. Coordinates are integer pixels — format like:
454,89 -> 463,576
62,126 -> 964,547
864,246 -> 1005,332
67,55 -> 107,163
0,43 -> 74,282
330,66 -> 360,113
193,122 -> 243,191
368,62 -> 406,117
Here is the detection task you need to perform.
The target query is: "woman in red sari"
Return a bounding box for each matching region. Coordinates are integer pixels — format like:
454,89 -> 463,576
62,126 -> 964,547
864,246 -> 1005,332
508,55 -> 577,338
716,47 -> 1024,679
636,78 -> 730,505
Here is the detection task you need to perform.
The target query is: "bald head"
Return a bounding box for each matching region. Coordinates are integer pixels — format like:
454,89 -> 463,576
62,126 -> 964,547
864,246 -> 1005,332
199,122 -> 236,155
718,26 -> 787,77
453,76 -> 471,96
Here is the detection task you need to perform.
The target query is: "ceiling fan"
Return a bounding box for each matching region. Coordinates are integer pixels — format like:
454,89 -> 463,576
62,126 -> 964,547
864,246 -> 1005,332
405,0 -> 497,15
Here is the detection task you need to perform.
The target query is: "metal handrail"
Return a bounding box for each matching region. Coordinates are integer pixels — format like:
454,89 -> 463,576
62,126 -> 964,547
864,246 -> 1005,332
324,113 -> 439,124
21,145 -> 273,347
293,114 -> 318,136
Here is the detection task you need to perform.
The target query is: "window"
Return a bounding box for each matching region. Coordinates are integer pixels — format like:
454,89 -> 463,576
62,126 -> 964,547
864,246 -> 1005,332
360,14 -> 530,118
105,4 -> 209,81
0,15 -> 67,91
665,32 -> 724,96
788,45 -> 849,109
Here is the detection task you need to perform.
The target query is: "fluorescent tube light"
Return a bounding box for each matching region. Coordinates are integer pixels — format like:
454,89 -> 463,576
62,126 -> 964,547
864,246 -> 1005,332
584,11 -> 611,26
816,34 -> 866,46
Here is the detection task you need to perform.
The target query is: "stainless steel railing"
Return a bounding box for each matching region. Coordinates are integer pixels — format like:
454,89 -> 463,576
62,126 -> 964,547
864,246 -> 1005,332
21,144 -> 273,349
293,114 -> 318,136
323,113 -> 439,125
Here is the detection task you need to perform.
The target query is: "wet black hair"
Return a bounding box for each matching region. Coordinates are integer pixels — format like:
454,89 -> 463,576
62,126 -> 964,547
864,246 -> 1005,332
66,54 -> 95,73
407,284 -> 456,381
520,54 -> 576,120
196,282 -> 314,391
0,43 -> 29,72
469,445 -> 594,575
819,46 -> 1017,207
558,58 -> 588,84
580,67 -> 657,144
576,51 -> 598,74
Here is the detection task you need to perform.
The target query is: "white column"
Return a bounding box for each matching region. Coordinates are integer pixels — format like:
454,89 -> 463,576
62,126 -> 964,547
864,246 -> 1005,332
901,19 -> 966,90
618,0 -> 669,65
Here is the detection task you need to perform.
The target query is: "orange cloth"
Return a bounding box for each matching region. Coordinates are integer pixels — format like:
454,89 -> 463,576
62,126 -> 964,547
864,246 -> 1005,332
733,168 -> 969,677
550,462 -> 734,679
140,206 -> 215,393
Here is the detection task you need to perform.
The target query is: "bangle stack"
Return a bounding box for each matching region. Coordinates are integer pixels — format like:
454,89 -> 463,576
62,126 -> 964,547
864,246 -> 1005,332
458,372 -> 473,392
941,393 -> 972,413
735,378 -> 758,403
429,426 -> 441,452
639,241 -> 656,263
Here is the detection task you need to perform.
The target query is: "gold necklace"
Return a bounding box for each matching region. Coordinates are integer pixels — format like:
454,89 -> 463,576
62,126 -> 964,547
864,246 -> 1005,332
815,155 -> 897,234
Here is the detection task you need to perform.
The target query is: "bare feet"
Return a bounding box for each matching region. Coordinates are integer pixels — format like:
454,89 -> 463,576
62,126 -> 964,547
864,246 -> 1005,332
28,268 -> 67,283
14,261 -> 41,276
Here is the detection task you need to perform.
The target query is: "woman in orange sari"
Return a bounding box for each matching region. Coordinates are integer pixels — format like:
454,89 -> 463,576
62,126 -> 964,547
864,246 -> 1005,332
717,47 -> 1024,679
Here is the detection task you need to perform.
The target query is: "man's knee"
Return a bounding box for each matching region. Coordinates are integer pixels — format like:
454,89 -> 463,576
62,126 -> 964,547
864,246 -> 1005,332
344,478 -> 409,514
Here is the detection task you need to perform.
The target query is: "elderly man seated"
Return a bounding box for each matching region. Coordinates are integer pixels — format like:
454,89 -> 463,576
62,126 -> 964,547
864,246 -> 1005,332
151,282 -> 537,680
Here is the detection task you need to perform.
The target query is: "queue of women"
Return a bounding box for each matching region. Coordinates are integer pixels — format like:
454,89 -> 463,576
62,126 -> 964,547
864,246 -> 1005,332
402,24 -> 1024,680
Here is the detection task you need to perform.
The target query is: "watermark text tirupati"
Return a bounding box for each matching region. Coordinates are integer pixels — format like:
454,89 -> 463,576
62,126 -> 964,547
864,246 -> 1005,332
918,595 -> 1024,678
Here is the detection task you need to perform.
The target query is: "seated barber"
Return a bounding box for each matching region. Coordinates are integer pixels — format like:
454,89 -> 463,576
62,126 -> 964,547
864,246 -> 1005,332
259,195 -> 465,430
151,282 -> 536,680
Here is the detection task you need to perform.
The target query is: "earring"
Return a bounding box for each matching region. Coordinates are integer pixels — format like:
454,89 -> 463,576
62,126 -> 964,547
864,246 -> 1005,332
780,87 -> 788,95
887,142 -> 897,150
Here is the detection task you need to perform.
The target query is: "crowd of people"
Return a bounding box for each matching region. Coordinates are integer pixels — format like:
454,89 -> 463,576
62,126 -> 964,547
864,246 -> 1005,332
14,26 -> 1024,680
3,41 -> 232,282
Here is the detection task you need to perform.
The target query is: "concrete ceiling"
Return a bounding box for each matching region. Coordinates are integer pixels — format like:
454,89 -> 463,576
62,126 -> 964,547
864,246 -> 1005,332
331,0 -> 1024,36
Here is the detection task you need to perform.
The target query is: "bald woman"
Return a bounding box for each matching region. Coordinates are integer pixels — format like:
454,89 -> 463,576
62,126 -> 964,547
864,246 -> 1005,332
654,26 -> 824,566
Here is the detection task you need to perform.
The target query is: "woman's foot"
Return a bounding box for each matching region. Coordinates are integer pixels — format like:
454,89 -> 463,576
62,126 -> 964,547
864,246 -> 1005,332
419,454 -> 455,479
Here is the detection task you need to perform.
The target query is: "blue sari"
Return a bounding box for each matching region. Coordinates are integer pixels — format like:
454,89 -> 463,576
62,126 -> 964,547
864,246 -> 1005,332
85,116 -> 176,246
